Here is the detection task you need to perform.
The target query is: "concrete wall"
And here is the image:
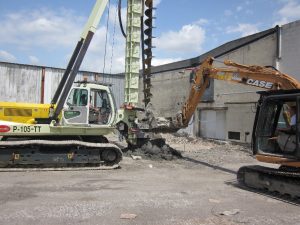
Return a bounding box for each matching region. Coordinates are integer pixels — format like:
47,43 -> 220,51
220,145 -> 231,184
199,108 -> 226,140
224,103 -> 257,143
0,62 -> 125,108
279,21 -> 300,79
213,32 -> 277,107
139,68 -> 191,118
195,33 -> 277,142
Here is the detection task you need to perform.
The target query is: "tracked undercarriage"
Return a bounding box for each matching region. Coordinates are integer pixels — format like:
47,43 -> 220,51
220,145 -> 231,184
237,165 -> 300,198
0,139 -> 122,169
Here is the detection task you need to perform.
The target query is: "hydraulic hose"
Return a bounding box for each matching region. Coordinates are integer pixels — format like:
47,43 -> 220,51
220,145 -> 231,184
118,0 -> 127,38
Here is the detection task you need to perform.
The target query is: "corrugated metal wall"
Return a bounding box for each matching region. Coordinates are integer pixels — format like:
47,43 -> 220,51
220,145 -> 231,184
0,62 -> 125,107
0,63 -> 42,103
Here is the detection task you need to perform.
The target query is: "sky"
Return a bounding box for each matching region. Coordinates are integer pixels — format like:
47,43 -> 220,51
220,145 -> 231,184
0,0 -> 300,73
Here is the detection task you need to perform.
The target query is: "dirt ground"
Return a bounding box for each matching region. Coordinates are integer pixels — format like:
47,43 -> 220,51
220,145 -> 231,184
0,134 -> 299,225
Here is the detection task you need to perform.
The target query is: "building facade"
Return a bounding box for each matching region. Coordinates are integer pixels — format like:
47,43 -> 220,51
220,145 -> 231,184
143,20 -> 300,143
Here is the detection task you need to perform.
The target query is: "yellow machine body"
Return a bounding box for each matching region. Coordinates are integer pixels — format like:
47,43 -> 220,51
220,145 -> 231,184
0,102 -> 51,124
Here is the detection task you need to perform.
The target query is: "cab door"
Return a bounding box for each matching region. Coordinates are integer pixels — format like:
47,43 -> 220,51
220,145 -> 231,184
89,89 -> 113,125
63,88 -> 89,125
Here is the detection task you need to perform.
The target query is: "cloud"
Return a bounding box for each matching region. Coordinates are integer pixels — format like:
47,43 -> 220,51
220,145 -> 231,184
278,0 -> 300,18
0,50 -> 16,62
29,56 -> 39,65
274,0 -> 300,25
155,24 -> 206,54
245,9 -> 253,15
226,23 -> 259,37
224,10 -> 232,16
108,4 -> 126,28
0,9 -> 84,50
195,18 -> 209,26
236,6 -> 243,12
153,0 -> 162,7
0,3 -> 194,72
82,25 -> 126,73
81,3 -> 128,73
0,6 -> 128,73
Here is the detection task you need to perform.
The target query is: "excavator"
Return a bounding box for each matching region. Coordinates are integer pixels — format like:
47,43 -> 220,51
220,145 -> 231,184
146,56 -> 300,198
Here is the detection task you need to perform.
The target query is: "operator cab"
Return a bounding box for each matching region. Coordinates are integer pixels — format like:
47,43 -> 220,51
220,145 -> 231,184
62,82 -> 115,126
253,89 -> 300,159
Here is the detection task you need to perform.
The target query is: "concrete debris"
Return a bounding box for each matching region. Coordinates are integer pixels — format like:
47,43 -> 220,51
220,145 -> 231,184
124,138 -> 182,161
162,133 -> 220,146
208,198 -> 221,203
161,133 -> 251,152
211,139 -> 230,145
220,209 -> 240,216
159,133 -> 252,165
131,155 -> 142,160
172,132 -> 189,137
120,213 -> 137,219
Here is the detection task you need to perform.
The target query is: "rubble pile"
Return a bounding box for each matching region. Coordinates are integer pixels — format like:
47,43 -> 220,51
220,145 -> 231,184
123,138 -> 182,161
122,133 -> 251,163
162,133 -> 250,152
160,133 -> 253,165
162,133 -> 216,147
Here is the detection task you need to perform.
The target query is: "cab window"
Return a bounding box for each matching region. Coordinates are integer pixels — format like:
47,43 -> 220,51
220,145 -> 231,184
67,88 -> 88,106
256,98 -> 297,155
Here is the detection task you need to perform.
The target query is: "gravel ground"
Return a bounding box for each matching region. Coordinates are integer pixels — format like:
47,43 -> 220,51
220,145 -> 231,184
0,134 -> 299,225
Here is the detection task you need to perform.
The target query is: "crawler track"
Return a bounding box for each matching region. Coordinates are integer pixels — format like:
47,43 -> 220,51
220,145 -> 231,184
237,165 -> 300,199
0,140 -> 122,169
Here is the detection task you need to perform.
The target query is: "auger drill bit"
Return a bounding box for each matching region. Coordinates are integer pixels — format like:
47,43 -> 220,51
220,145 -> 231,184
142,0 -> 155,107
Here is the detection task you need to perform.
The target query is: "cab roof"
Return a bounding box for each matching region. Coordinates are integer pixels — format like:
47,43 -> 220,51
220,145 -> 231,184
74,81 -> 112,86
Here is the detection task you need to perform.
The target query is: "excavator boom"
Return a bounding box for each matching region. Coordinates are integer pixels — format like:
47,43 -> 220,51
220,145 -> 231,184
180,57 -> 300,128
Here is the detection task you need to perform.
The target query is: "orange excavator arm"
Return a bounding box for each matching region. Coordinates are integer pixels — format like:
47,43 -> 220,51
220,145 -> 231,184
179,57 -> 300,128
